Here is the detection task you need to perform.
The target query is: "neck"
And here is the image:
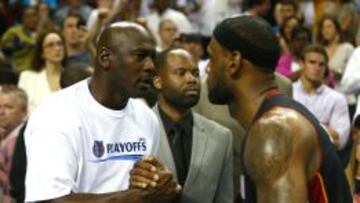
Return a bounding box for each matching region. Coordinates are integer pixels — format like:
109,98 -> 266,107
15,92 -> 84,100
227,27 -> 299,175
66,42 -> 83,56
45,61 -> 62,74
4,119 -> 23,137
229,74 -> 276,130
160,41 -> 171,50
300,76 -> 321,94
88,76 -> 129,110
327,37 -> 339,47
157,95 -> 190,123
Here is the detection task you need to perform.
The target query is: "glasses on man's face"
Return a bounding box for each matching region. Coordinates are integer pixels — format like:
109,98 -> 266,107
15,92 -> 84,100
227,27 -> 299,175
43,41 -> 63,49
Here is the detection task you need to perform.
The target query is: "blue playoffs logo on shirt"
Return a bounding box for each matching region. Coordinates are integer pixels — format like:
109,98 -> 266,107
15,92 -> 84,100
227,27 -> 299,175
91,138 -> 147,162
92,141 -> 105,158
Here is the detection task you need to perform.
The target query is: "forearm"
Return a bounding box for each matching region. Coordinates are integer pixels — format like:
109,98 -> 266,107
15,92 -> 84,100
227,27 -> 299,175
326,127 -> 340,149
48,189 -> 146,203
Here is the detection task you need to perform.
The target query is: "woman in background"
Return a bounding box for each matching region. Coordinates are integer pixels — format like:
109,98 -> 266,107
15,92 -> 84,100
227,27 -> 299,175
18,31 -> 66,113
317,15 -> 354,87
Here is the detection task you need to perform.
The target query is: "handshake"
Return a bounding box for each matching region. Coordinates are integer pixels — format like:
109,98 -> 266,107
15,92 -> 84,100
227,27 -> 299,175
129,156 -> 182,203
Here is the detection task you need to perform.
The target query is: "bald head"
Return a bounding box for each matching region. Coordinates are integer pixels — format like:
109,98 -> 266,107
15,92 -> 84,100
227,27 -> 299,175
155,48 -> 194,74
97,22 -> 153,50
154,48 -> 200,109
92,21 -> 156,105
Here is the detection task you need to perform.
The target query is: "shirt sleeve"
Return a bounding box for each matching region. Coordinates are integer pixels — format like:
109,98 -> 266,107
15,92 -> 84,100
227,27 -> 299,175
329,94 -> 351,150
341,48 -> 360,94
25,108 -> 79,202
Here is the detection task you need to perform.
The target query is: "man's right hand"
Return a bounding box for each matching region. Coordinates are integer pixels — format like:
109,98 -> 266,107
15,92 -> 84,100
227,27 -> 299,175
129,156 -> 182,203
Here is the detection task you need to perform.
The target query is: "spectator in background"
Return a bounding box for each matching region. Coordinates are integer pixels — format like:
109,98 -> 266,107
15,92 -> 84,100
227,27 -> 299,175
317,15 -> 354,88
115,0 -> 144,23
61,14 -> 93,65
279,0 -> 298,23
273,0 -> 298,33
146,0 -> 192,45
157,19 -> 178,51
338,3 -> 360,46
279,15 -> 300,49
54,0 -> 92,26
276,26 -> 312,80
179,33 -> 207,79
18,31 -> 66,112
293,44 -> 350,150
0,6 -> 39,73
86,0 -> 113,31
0,86 -> 27,203
37,3 -> 57,33
60,62 -> 93,88
0,62 -> 18,85
241,0 -> 271,17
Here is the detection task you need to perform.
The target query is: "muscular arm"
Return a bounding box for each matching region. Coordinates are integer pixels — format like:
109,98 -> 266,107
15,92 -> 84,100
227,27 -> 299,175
244,108 -> 320,203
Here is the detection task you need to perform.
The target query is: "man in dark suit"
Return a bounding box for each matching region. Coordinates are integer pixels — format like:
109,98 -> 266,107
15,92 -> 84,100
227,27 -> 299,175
153,47 -> 233,203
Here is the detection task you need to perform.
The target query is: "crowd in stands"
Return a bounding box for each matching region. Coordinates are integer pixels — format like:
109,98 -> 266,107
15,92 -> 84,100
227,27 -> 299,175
1,0 -> 360,202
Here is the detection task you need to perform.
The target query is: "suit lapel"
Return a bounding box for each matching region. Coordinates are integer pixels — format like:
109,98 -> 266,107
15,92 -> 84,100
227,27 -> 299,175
183,114 -> 208,192
153,105 -> 178,180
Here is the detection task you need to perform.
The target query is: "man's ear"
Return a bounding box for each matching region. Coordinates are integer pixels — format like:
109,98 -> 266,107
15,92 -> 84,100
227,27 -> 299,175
153,75 -> 162,91
98,46 -> 111,71
228,50 -> 242,76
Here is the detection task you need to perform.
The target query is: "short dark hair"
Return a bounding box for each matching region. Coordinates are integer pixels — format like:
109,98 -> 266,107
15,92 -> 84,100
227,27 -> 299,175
243,0 -> 267,9
213,16 -> 280,71
179,33 -> 202,44
291,26 -> 312,42
301,44 -> 328,64
61,13 -> 86,30
155,46 -> 186,73
279,0 -> 298,12
31,31 -> 67,72
0,68 -> 18,85
20,5 -> 37,22
60,63 -> 92,88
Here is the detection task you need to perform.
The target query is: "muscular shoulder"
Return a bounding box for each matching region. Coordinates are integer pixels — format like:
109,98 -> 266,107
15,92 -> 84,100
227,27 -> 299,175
244,107 -> 319,183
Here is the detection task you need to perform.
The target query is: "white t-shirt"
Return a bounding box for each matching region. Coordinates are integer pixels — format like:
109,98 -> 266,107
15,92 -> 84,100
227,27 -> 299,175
25,80 -> 160,202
